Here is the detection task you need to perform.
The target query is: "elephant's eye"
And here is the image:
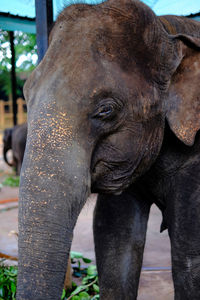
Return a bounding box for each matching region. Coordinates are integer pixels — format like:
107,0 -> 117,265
97,105 -> 114,117
92,100 -> 122,120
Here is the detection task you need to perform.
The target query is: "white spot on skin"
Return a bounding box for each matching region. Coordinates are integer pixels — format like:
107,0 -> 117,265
186,257 -> 192,269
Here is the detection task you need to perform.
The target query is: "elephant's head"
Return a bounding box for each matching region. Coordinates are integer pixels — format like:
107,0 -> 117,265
3,128 -> 13,167
17,0 -> 200,299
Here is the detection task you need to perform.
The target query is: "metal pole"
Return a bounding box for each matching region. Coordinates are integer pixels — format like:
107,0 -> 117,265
9,31 -> 17,125
35,0 -> 53,63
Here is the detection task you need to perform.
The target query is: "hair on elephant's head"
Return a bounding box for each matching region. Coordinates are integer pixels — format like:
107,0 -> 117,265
18,0 -> 200,299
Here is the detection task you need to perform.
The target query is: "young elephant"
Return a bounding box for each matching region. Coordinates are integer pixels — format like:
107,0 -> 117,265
17,1 -> 200,299
3,123 -> 27,175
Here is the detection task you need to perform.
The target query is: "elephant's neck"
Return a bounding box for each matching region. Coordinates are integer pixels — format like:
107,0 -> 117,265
139,122 -> 200,210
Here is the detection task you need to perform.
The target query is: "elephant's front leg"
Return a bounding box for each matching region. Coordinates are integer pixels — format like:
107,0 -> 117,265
166,174 -> 200,300
93,186 -> 151,300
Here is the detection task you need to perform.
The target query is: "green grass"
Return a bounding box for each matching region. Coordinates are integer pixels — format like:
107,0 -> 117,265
2,176 -> 20,187
0,252 -> 99,300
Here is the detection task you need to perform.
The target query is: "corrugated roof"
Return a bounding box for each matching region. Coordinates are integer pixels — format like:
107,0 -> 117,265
0,12 -> 35,33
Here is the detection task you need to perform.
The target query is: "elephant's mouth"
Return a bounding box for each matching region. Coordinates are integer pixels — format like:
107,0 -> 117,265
91,159 -> 138,195
91,180 -> 130,195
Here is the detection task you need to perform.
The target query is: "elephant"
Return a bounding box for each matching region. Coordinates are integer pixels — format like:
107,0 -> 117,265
3,123 -> 27,175
17,0 -> 200,299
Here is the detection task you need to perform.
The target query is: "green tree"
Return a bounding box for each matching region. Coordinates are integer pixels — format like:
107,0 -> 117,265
0,30 -> 37,99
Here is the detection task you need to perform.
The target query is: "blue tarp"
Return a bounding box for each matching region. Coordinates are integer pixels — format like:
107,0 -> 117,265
0,0 -> 199,33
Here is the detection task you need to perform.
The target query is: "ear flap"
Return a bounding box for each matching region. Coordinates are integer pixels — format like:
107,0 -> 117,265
166,34 -> 200,146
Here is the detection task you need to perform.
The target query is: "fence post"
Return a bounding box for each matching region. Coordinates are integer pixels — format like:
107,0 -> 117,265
17,98 -> 24,124
0,100 -> 5,128
8,101 -> 13,114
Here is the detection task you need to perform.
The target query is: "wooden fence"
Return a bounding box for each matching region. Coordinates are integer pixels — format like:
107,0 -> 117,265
0,98 -> 27,129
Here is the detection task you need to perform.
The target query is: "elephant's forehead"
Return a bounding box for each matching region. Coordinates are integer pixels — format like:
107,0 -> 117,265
28,2 -> 160,112
47,12 -> 124,71
34,15 -> 132,99
38,2 -> 159,92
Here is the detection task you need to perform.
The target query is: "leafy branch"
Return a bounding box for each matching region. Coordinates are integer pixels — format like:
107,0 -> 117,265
0,252 -> 99,300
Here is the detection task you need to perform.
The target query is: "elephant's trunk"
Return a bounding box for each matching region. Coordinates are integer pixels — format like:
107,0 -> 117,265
17,123 -> 91,299
3,147 -> 13,167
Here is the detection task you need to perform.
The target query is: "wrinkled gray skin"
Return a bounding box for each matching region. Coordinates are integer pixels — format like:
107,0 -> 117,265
3,123 -> 27,175
17,0 -> 200,299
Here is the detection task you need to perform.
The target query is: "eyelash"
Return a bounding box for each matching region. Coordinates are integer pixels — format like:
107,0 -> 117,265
95,104 -> 114,118
91,97 -> 123,121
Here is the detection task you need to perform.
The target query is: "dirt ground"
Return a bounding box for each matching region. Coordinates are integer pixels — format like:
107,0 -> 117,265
0,130 -> 174,299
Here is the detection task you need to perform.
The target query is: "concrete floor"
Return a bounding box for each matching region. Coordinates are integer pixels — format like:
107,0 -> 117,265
0,132 -> 174,299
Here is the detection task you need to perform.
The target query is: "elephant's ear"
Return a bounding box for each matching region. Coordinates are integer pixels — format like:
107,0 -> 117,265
166,34 -> 200,146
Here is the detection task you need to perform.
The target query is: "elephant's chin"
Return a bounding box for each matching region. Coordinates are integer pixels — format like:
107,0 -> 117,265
91,155 -> 150,194
91,165 -> 137,195
91,173 -> 138,195
91,181 -> 128,195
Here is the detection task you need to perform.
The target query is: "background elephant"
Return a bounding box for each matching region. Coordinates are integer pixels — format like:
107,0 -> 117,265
3,123 -> 27,175
17,0 -> 200,299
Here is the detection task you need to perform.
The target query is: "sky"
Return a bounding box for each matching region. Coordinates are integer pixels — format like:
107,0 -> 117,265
0,0 -> 199,19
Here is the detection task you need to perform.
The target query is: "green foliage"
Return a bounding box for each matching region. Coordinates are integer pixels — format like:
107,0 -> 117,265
0,30 -> 37,98
0,70 -> 25,98
0,253 -> 99,300
2,176 -> 20,187
0,30 -> 37,72
71,251 -> 92,276
64,252 -> 99,300
0,261 -> 17,300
